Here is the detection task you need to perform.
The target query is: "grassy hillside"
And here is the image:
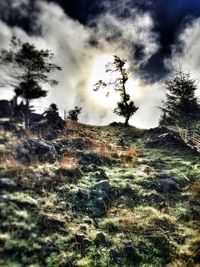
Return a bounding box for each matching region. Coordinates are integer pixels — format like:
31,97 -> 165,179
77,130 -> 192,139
0,121 -> 200,267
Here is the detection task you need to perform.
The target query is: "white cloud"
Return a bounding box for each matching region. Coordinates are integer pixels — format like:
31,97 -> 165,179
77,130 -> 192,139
166,18 -> 200,96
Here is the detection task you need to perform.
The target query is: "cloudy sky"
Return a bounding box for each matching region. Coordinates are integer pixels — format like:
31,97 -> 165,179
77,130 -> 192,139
0,0 -> 200,128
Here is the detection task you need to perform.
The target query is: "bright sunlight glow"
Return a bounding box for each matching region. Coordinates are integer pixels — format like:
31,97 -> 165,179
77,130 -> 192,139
88,54 -> 145,109
88,54 -> 120,108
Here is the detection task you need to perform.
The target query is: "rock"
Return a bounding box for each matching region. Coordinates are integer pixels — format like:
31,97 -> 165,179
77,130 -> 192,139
82,238 -> 93,248
108,187 -> 120,201
109,249 -> 121,262
45,130 -> 63,141
160,178 -> 179,193
0,138 -> 7,145
147,130 -> 189,150
79,225 -> 88,232
152,193 -> 166,204
16,147 -> 31,163
79,152 -> 103,165
95,197 -> 107,208
95,232 -> 106,245
56,168 -> 83,179
145,193 -> 165,204
76,234 -> 86,243
95,180 -> 111,192
77,189 -> 89,199
0,194 -> 8,202
122,184 -> 136,197
0,178 -> 16,189
95,169 -> 109,181
24,139 -> 57,162
52,141 -> 65,155
76,234 -> 93,249
123,240 -> 142,263
83,218 -> 93,225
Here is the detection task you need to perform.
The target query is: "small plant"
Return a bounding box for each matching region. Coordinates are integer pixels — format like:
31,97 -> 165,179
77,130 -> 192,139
67,106 -> 82,121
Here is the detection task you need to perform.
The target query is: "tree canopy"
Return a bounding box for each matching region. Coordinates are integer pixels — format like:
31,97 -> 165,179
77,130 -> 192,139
159,70 -> 200,128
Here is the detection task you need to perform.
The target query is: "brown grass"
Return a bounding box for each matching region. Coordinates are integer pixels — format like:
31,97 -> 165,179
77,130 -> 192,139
188,181 -> 200,198
58,156 -> 79,170
0,151 -> 20,169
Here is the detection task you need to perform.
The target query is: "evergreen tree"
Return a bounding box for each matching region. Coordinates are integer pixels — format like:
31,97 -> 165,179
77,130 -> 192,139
0,37 -> 61,129
44,103 -> 64,129
159,70 -> 200,128
94,55 -> 138,126
67,106 -> 82,121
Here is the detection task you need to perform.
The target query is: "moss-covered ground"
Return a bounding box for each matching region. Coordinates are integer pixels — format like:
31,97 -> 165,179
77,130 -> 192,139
0,121 -> 200,266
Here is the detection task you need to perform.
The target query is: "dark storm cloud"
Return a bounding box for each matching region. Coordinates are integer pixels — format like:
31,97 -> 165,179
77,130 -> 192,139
1,0 -> 200,80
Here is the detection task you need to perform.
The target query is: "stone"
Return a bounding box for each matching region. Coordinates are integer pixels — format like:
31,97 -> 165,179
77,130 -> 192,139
95,180 -> 111,192
79,152 -> 103,165
76,234 -> 86,243
24,139 -> 57,162
77,189 -> 89,199
76,234 -> 93,249
122,184 -> 136,197
109,249 -> 121,262
160,178 -> 179,193
82,238 -> 93,248
108,187 -> 120,201
0,194 -> 8,202
16,147 -> 31,163
0,178 -> 16,188
83,218 -> 93,225
95,169 -> 109,181
95,197 -> 107,208
122,240 -> 142,263
95,232 -> 106,245
56,168 -> 83,179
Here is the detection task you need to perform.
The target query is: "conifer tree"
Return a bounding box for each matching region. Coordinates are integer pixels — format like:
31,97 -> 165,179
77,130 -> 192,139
44,103 -> 64,129
0,37 -> 61,129
160,70 -> 200,128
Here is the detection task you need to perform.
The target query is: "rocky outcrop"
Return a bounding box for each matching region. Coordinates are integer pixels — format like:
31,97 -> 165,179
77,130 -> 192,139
16,139 -> 60,163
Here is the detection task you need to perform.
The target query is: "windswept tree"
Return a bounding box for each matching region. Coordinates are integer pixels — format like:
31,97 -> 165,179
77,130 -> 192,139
93,55 -> 138,126
67,106 -> 82,121
0,37 -> 61,129
159,69 -> 200,128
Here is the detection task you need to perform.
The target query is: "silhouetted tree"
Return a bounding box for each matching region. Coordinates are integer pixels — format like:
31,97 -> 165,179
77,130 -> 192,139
159,70 -> 200,128
44,103 -> 64,129
93,55 -> 138,126
0,37 -> 61,129
67,106 -> 82,121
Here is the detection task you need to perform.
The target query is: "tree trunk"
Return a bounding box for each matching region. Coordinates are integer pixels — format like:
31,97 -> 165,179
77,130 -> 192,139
124,114 -> 130,126
25,99 -> 30,130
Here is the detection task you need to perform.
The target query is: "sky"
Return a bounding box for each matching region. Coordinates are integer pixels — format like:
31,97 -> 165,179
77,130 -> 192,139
0,0 -> 200,128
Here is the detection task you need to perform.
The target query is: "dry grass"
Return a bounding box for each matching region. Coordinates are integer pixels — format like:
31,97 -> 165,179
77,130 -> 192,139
188,181 -> 200,198
58,156 -> 79,170
0,151 -> 20,169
